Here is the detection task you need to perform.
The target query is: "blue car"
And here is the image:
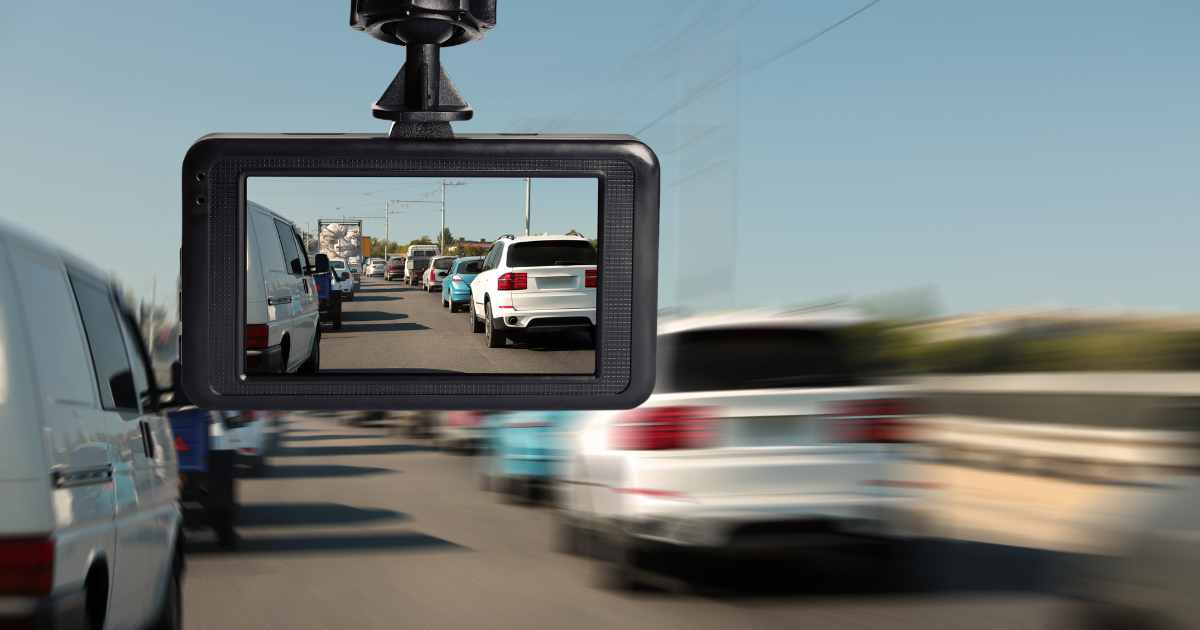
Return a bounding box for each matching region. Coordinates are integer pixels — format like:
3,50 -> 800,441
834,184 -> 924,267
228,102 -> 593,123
482,410 -> 580,502
442,255 -> 484,312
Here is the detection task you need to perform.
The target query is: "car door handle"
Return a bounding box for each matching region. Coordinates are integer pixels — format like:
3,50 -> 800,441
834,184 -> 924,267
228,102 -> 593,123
139,421 -> 156,459
51,463 -> 114,488
268,296 -> 293,305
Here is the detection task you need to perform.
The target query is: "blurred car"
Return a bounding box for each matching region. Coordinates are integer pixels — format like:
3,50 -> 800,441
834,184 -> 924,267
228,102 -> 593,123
385,255 -> 405,281
468,235 -> 597,348
1,222 -> 184,629
348,262 -> 362,288
219,410 -> 273,477
364,257 -> 386,277
443,255 -> 484,311
423,255 -> 456,292
557,309 -> 925,589
481,410 -> 579,502
330,257 -> 355,301
245,201 -> 321,373
1066,404 -> 1200,630
436,410 -> 490,453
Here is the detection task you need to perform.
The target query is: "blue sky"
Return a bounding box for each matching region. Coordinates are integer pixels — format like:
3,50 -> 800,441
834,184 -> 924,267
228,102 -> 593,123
2,1 -> 1197,315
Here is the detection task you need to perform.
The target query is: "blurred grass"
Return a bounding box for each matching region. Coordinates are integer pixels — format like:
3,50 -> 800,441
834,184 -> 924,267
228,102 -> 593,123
846,324 -> 1200,374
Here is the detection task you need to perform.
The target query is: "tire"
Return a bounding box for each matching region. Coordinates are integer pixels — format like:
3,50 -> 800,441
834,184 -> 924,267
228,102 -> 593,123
148,547 -> 183,630
442,296 -> 449,308
595,534 -> 648,591
470,302 -> 485,334
298,331 -> 320,374
214,509 -> 239,549
485,303 -> 506,348
332,302 -> 343,331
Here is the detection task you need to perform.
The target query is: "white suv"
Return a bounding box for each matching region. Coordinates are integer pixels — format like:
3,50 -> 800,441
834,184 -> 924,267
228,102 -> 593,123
468,235 -> 597,348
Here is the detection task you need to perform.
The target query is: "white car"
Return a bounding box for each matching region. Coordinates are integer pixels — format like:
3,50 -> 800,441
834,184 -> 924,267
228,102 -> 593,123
329,258 -> 355,301
422,255 -> 455,292
245,201 -> 320,374
218,411 -> 274,477
0,221 -> 184,629
364,258 -> 386,277
468,235 -> 597,348
556,309 -> 925,589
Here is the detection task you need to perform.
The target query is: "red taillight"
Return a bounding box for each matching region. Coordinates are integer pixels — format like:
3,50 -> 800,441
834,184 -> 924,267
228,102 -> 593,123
832,399 -> 912,443
497,272 -> 528,291
584,268 -> 598,288
451,274 -> 463,282
448,411 -> 481,427
610,406 -> 717,450
0,538 -> 54,596
245,324 -> 269,350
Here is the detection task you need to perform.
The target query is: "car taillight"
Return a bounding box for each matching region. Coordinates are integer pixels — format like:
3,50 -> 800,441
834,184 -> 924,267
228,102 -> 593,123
610,406 -> 717,450
245,324 -> 269,350
0,538 -> 54,596
584,268 -> 598,288
831,399 -> 912,443
497,272 -> 528,291
451,274 -> 463,282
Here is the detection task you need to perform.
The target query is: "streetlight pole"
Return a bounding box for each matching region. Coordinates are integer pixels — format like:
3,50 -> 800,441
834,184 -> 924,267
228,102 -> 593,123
523,177 -> 531,236
440,180 -> 467,253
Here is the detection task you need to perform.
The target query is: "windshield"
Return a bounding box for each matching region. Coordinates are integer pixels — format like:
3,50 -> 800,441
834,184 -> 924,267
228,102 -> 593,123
656,328 -> 858,393
507,241 -> 597,267
330,260 -> 346,270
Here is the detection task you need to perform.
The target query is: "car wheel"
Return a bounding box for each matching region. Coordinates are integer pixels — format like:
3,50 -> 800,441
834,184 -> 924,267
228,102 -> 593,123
298,331 -> 319,374
470,302 -> 485,334
148,546 -> 183,630
485,303 -> 506,348
442,296 -> 449,308
596,534 -> 650,591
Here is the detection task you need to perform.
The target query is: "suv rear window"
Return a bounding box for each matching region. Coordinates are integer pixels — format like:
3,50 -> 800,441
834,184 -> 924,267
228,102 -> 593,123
433,258 -> 454,270
507,241 -> 597,267
657,328 -> 859,393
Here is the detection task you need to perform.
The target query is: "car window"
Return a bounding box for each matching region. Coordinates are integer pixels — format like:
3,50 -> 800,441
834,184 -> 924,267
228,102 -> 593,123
68,271 -> 137,410
483,243 -> 503,270
433,258 -> 454,270
458,259 -> 483,274
506,241 -> 597,267
274,219 -> 303,275
117,308 -> 155,412
292,231 -> 310,271
331,260 -> 346,270
656,328 -> 859,393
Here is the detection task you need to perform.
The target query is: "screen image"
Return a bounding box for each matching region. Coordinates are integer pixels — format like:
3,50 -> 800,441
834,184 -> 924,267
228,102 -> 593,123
244,177 -> 599,375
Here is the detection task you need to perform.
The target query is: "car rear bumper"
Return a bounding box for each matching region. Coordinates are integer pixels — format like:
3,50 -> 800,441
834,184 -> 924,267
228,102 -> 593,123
491,307 -> 595,331
245,343 -> 285,374
447,287 -> 471,301
612,494 -> 922,549
0,587 -> 88,630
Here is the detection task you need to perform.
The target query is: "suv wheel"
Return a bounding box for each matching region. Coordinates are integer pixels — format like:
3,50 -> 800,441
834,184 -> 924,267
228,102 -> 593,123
469,302 -> 485,334
485,303 -> 506,348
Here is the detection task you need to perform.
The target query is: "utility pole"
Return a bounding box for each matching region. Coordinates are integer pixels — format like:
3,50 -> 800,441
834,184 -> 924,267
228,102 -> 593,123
523,177 -> 531,236
440,180 -> 467,253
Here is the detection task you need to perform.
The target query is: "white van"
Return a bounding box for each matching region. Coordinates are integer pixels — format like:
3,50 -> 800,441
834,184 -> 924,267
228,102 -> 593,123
405,244 -> 439,286
246,201 -> 320,374
0,222 -> 184,629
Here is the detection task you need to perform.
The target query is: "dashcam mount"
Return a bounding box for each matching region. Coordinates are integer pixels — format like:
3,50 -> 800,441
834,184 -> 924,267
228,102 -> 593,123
351,0 -> 497,138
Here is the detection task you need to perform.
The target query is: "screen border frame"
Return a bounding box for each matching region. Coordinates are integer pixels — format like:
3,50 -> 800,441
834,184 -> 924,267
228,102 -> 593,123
181,133 -> 658,410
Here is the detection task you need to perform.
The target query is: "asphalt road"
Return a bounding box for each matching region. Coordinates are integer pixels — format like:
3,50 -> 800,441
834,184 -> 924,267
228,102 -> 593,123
320,276 -> 595,374
183,413 -> 1076,630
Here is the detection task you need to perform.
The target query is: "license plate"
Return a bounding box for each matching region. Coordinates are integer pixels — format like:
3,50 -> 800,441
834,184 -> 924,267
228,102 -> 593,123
535,276 -> 575,290
726,416 -> 822,447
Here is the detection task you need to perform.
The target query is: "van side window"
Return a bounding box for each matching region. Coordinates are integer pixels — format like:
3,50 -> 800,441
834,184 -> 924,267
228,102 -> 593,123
293,231 -> 311,272
68,272 -> 137,411
274,220 -> 303,276
117,308 -> 155,411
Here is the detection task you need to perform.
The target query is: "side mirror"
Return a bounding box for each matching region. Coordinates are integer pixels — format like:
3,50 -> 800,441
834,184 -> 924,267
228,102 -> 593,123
156,360 -> 192,409
313,253 -> 330,274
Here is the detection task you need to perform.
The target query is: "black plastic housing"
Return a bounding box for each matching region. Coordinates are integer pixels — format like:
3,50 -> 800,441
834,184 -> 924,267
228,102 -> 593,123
181,133 -> 659,410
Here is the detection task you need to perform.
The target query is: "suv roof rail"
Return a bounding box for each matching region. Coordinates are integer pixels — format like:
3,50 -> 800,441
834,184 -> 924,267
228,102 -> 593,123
496,233 -> 515,241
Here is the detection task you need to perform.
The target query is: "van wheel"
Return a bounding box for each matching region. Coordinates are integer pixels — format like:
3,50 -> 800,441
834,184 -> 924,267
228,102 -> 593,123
299,331 -> 320,374
148,547 -> 182,630
470,303 -> 485,334
485,303 -> 506,348
85,565 -> 108,630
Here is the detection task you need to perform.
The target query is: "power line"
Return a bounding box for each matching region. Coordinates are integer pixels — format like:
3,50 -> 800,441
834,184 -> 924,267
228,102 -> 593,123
634,0 -> 884,136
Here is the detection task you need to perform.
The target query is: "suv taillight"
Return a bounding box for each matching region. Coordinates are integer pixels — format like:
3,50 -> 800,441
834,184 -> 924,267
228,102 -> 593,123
0,538 -> 54,596
497,272 -> 528,291
245,324 -> 269,350
584,268 -> 598,288
610,406 -> 717,450
831,399 -> 912,443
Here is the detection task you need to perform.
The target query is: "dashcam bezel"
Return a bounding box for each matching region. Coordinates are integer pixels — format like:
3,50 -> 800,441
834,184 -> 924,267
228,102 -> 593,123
181,133 -> 659,410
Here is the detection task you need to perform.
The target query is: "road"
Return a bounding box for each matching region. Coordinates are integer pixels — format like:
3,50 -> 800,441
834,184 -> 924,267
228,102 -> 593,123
320,276 -> 595,374
184,413 -> 1076,630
